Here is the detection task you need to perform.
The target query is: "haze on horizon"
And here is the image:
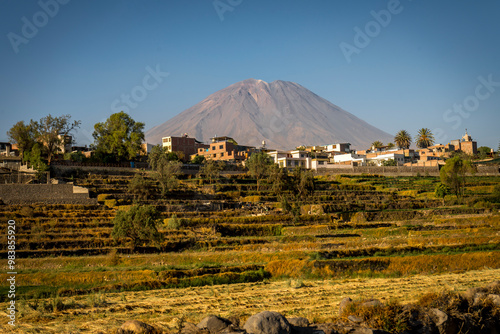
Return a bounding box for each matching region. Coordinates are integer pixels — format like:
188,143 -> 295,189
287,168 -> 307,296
0,0 -> 499,149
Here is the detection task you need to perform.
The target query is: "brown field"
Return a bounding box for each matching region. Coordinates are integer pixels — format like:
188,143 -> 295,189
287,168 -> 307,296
1,268 -> 499,333
0,172 -> 499,333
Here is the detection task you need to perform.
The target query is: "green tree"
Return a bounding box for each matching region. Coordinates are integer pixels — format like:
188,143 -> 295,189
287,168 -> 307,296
128,173 -> 154,201
268,164 -> 290,195
382,159 -> 397,166
198,159 -> 224,184
416,128 -> 435,149
371,141 -> 383,149
111,205 -> 163,247
394,130 -> 412,149
440,155 -> 475,198
386,142 -> 395,149
6,120 -> 38,159
190,155 -> 205,164
148,145 -> 182,195
434,183 -> 451,205
477,146 -> 491,160
92,111 -> 144,162
246,151 -> 274,190
293,167 -> 315,199
36,114 -> 80,164
24,142 -> 48,174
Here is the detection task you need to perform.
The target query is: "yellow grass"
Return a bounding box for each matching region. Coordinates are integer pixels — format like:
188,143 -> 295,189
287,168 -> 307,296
1,268 -> 498,334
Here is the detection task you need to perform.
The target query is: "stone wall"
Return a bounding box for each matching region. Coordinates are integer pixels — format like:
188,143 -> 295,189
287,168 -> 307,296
315,165 -> 499,177
0,184 -> 97,205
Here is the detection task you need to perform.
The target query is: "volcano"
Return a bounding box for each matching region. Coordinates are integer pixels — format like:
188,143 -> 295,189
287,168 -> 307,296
146,79 -> 393,150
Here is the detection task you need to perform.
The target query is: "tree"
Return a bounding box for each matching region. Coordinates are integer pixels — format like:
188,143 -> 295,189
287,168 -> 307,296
148,145 -> 182,195
128,173 -> 154,201
382,159 -> 397,166
190,155 -> 205,165
92,111 -> 144,162
24,142 -> 48,174
394,130 -> 412,149
386,142 -> 395,149
439,155 -> 475,198
6,120 -> 38,159
435,183 -> 451,205
246,151 -> 274,190
198,159 -> 224,184
111,205 -> 162,247
416,128 -> 435,149
268,164 -> 290,195
477,146 -> 491,160
292,167 -> 315,199
36,114 -> 80,164
371,141 -> 383,149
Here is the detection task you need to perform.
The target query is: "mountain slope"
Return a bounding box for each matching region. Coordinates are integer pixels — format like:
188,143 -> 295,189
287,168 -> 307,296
146,79 -> 393,150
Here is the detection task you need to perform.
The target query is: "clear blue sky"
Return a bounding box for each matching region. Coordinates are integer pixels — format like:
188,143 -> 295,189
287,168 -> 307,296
1,0 -> 499,149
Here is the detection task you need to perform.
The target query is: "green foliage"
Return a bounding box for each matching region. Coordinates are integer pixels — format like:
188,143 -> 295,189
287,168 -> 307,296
386,142 -> 395,149
64,151 -> 85,162
268,164 -> 290,195
111,205 -> 163,247
128,174 -> 154,201
434,183 -> 451,199
440,155 -> 475,197
293,167 -> 315,199
246,151 -> 274,190
148,145 -> 182,195
477,146 -> 491,159
416,128 -> 435,149
198,159 -> 224,184
190,155 -> 205,164
36,114 -> 80,163
371,141 -> 383,149
394,130 -> 412,149
165,214 -> 183,230
24,142 -> 48,173
382,159 -> 397,166
7,120 -> 38,158
92,111 -> 144,162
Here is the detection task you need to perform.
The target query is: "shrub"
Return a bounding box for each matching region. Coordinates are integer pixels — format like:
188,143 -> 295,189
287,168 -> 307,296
111,205 -> 163,247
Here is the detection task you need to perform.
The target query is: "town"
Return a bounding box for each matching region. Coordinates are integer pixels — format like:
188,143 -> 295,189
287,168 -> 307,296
1,112 -> 497,178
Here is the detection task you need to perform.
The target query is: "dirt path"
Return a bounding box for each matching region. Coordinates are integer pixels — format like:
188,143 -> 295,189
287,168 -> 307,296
2,268 -> 499,333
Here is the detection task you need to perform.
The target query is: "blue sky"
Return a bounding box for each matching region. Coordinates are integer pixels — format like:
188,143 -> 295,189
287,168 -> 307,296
1,0 -> 499,149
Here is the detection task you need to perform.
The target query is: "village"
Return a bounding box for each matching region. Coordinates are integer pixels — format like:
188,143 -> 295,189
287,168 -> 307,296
0,127 -> 495,175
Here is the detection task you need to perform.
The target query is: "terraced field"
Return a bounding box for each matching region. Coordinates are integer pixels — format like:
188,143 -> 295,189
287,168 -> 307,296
0,172 -> 499,333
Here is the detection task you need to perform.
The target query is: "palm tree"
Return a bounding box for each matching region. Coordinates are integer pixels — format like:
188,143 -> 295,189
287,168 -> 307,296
371,141 -> 383,149
394,130 -> 412,149
387,142 -> 395,149
416,128 -> 435,149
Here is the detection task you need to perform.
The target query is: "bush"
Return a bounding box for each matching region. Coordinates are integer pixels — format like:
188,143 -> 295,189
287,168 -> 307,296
111,205 -> 163,247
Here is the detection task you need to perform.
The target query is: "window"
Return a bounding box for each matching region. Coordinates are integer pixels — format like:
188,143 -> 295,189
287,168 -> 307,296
213,154 -> 216,158
220,153 -> 224,157
219,145 -> 223,149
212,146 -> 216,150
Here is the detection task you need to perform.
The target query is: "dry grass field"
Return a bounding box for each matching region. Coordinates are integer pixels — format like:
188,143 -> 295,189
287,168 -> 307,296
0,172 -> 499,333
1,268 -> 499,333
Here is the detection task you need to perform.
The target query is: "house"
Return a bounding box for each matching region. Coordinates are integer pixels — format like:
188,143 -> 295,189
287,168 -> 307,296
0,142 -> 12,156
367,152 -> 405,166
162,134 -> 209,161
333,153 -> 366,166
192,136 -> 255,162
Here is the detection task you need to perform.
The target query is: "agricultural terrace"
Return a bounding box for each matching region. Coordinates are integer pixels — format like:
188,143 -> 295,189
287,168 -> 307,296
0,171 -> 499,333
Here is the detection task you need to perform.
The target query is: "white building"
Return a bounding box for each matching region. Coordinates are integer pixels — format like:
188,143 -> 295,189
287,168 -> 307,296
367,153 -> 405,166
333,153 -> 366,165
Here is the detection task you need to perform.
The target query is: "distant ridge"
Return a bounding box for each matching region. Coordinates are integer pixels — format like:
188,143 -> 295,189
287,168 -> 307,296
146,79 -> 393,150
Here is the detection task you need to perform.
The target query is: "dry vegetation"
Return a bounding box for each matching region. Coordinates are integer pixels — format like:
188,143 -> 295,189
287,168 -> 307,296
0,171 -> 499,333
